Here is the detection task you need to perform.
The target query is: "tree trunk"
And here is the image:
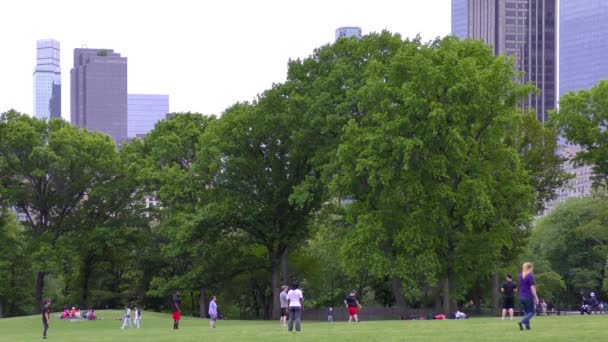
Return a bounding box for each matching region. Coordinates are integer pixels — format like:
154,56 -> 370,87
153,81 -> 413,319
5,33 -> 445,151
34,272 -> 45,314
0,299 -> 4,318
281,250 -> 289,287
81,262 -> 91,308
391,277 -> 407,309
199,288 -> 207,318
491,272 -> 499,315
270,254 -> 281,320
442,276 -> 450,315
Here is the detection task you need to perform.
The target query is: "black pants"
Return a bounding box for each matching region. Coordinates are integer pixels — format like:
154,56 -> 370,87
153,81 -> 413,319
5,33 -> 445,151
43,321 -> 48,337
288,307 -> 302,332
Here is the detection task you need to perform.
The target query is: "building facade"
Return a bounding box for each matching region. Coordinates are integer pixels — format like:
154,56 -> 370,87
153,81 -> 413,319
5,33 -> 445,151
335,26 -> 362,41
451,0 -> 556,123
128,94 -> 169,138
542,147 -> 594,215
70,48 -> 128,144
560,0 -> 608,97
33,39 -> 61,119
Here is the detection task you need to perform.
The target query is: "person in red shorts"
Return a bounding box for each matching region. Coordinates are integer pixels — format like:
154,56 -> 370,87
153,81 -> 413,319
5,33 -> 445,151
172,290 -> 181,330
344,290 -> 362,322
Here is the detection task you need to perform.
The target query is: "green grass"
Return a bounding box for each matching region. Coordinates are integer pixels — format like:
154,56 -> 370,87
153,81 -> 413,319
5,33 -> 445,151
0,310 -> 606,341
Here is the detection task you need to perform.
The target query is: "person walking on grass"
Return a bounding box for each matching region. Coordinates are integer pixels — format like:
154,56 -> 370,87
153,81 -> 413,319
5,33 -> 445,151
518,262 -> 539,331
172,290 -> 181,330
501,274 -> 517,320
42,299 -> 51,339
279,285 -> 289,327
344,290 -> 362,322
121,305 -> 133,329
287,282 -> 304,332
134,305 -> 141,328
209,296 -> 218,328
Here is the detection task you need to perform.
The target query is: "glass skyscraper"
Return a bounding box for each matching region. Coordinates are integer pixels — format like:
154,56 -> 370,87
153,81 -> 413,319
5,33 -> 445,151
451,0 -> 556,123
559,0 -> 608,97
128,94 -> 169,138
335,27 -> 362,41
33,39 -> 61,119
71,48 -> 128,144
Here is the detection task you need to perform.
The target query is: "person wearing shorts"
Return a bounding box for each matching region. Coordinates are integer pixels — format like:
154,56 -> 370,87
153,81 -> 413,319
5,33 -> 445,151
209,296 -> 218,328
172,290 -> 181,330
279,285 -> 289,327
344,290 -> 361,322
501,274 -> 517,320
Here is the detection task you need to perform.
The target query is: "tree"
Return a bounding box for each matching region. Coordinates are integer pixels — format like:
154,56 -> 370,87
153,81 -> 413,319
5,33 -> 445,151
552,80 -> 608,185
530,195 -> 608,304
197,94 -> 323,319
0,210 -> 33,318
0,111 -> 131,313
329,36 -> 536,313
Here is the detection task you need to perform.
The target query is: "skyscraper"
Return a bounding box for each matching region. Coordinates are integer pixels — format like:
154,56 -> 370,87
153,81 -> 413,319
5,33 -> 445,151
335,26 -> 362,41
559,0 -> 608,97
451,0 -> 556,123
128,94 -> 169,138
71,48 -> 128,144
33,39 -> 61,119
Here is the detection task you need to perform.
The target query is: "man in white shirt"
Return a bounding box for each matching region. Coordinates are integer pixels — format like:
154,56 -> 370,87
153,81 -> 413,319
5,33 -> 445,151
121,305 -> 132,329
287,283 -> 304,332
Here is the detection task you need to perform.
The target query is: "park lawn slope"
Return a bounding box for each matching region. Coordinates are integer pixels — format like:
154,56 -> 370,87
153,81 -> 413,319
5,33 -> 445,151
0,311 -> 605,342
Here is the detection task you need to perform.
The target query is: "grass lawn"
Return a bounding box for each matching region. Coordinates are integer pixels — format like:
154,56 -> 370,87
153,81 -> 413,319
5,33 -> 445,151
0,310 -> 605,342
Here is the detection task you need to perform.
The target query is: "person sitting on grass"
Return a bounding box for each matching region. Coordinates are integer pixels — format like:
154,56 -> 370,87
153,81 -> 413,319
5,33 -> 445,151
89,308 -> 96,320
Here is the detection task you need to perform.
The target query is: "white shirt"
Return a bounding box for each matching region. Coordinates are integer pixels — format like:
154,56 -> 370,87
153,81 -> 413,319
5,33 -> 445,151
125,308 -> 131,317
287,289 -> 303,307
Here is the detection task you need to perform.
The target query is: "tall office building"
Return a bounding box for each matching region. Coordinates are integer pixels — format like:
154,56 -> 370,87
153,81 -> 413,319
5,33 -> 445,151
451,0 -> 556,123
335,26 -> 362,41
71,48 -> 128,143
33,39 -> 61,119
560,0 -> 608,97
128,94 -> 169,138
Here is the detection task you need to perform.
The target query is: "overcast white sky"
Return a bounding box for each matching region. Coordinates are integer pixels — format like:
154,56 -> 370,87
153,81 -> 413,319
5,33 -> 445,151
0,0 -> 451,119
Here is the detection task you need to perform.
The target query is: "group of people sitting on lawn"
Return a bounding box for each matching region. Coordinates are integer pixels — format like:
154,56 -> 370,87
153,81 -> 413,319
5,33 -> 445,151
60,306 -> 96,320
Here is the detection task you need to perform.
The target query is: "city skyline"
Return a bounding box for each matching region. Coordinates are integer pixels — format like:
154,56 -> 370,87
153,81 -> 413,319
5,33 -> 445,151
0,0 -> 451,119
128,94 -> 170,138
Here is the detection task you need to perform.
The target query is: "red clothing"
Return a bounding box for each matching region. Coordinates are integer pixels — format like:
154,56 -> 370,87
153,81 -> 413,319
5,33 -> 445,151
172,311 -> 181,320
348,306 -> 358,316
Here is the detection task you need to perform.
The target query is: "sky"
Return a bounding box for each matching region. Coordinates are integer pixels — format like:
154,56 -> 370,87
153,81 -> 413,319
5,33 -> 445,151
0,0 -> 451,119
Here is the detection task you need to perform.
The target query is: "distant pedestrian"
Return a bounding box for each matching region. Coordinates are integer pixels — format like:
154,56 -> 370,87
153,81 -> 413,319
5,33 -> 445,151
209,296 -> 218,328
121,305 -> 132,329
42,299 -> 51,339
344,290 -> 362,322
172,290 -> 181,330
328,307 -> 334,322
501,274 -> 517,320
518,262 -> 539,331
279,285 -> 289,327
287,282 -> 304,332
134,305 -> 141,328
590,292 -> 600,314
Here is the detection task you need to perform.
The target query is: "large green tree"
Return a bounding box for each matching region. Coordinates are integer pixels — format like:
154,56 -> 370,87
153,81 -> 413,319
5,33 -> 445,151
198,93 -> 323,318
329,36 -> 536,313
0,111 -> 132,312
